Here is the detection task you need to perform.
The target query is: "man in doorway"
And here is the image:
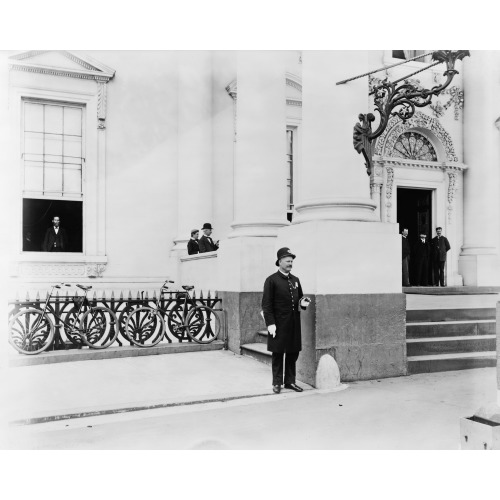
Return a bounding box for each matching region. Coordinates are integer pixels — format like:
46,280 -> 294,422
261,247 -> 311,394
198,223 -> 219,253
414,231 -> 430,286
187,229 -> 200,255
431,226 -> 450,286
42,216 -> 68,252
401,228 -> 411,287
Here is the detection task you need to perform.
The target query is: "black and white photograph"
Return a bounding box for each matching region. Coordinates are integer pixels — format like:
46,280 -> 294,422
0,2 -> 499,499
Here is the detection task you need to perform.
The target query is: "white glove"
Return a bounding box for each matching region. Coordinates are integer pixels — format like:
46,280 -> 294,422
268,324 -> 277,338
300,297 -> 311,308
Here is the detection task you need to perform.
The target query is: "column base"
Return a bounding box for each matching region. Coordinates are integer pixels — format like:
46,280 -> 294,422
227,220 -> 289,238
293,197 -> 378,224
276,219 -> 401,294
458,253 -> 500,286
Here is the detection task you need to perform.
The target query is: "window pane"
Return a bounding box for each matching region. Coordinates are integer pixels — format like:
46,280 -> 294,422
24,131 -> 44,156
24,162 -> 44,192
64,135 -> 82,159
24,103 -> 44,132
45,163 -> 63,192
45,134 -> 63,158
64,107 -> 82,136
63,164 -> 82,194
44,105 -> 63,134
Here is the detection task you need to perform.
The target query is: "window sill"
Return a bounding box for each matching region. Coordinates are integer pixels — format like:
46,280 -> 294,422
10,254 -> 108,278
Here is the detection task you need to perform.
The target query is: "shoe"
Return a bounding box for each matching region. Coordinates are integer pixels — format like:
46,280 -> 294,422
284,383 -> 303,392
272,385 -> 281,394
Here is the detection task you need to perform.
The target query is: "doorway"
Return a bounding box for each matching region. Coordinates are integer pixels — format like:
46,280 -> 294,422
397,188 -> 433,285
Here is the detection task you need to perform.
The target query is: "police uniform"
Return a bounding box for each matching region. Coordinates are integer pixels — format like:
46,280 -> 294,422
261,248 -> 307,391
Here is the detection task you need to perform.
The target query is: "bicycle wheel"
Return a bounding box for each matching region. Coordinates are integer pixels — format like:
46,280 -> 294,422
9,308 -> 55,355
125,307 -> 165,347
185,306 -> 221,344
78,306 -> 118,349
167,304 -> 193,341
64,306 -> 86,346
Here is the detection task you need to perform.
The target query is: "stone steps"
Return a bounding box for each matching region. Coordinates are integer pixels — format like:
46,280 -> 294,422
240,342 -> 272,366
406,305 -> 497,374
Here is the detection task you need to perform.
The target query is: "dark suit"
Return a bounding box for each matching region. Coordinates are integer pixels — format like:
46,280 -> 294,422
199,234 -> 218,253
431,235 -> 450,286
42,227 -> 68,252
187,238 -> 199,255
262,271 -> 306,386
414,238 -> 430,286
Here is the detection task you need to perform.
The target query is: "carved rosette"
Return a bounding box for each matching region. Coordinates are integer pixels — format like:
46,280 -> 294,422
86,263 -> 107,278
374,111 -> 458,162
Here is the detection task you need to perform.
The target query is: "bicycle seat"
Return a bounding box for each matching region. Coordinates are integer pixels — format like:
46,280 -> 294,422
76,284 -> 92,291
181,285 -> 195,291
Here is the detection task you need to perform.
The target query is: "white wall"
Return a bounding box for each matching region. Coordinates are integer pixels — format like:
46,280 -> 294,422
87,51 -> 179,282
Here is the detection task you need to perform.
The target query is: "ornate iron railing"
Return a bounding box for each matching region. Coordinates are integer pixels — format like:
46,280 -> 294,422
8,290 -> 223,352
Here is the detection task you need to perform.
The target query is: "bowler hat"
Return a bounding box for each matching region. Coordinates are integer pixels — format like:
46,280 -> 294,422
275,247 -> 296,266
202,223 -> 213,230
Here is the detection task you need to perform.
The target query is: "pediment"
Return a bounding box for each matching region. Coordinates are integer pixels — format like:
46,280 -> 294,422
9,50 -> 115,82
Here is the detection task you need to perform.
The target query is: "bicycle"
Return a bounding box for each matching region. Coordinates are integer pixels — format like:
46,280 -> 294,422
8,283 -> 118,355
124,280 -> 222,347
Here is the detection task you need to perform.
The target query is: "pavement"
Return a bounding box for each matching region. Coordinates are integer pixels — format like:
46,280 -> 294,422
1,349 -> 498,449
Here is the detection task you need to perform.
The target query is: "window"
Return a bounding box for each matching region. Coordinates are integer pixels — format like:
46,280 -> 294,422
392,131 -> 438,162
286,129 -> 294,222
23,100 -> 84,199
391,50 -> 432,62
22,100 -> 85,252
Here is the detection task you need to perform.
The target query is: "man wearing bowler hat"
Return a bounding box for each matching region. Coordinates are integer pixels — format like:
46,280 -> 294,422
262,247 -> 311,394
199,223 -> 219,253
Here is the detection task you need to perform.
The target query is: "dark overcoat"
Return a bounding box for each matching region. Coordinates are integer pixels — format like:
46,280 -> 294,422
261,271 -> 305,353
199,235 -> 218,253
431,235 -> 450,262
187,238 -> 199,255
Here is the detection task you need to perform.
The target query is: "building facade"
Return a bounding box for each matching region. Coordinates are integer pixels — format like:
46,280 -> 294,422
5,50 -> 500,385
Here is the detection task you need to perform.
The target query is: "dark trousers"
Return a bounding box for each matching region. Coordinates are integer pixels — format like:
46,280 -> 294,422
271,351 -> 299,386
402,256 -> 410,286
433,260 -> 446,286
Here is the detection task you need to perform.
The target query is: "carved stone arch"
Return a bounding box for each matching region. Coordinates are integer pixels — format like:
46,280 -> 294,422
374,111 -> 458,162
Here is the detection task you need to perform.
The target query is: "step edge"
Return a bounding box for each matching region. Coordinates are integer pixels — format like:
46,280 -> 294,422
407,351 -> 497,361
407,335 -> 496,343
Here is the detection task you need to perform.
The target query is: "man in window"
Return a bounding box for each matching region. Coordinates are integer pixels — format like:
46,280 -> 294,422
42,216 -> 68,252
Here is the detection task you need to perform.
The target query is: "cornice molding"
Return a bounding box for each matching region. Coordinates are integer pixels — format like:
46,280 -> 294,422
9,50 -> 116,83
378,157 -> 467,171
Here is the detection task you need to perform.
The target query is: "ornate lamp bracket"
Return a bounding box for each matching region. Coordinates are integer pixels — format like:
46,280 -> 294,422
352,50 -> 470,176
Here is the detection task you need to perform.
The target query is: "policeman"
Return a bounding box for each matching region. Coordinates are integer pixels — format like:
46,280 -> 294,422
261,247 -> 311,394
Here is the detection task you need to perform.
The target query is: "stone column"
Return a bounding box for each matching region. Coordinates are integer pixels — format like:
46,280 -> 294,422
229,50 -> 288,239
275,51 -> 405,385
459,50 -> 500,286
217,51 -> 289,353
172,51 -> 213,255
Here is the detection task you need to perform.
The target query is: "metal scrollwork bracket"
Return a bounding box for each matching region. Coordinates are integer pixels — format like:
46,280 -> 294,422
349,50 -> 470,176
